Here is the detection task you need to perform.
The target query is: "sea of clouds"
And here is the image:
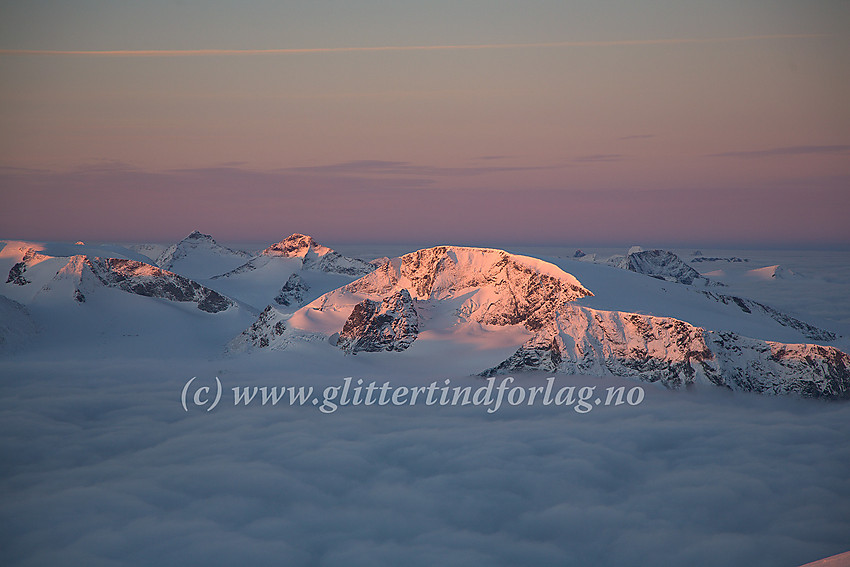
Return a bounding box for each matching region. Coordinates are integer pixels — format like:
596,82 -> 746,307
2,356 -> 848,567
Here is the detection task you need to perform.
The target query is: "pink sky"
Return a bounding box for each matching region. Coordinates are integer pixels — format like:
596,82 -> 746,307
0,2 -> 848,245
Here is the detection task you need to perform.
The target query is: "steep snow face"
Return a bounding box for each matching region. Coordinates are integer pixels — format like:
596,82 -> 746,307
706,333 -> 850,398
336,289 -> 419,353
485,306 -> 714,385
156,230 -> 250,280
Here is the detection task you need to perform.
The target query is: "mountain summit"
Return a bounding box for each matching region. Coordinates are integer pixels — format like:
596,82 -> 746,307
260,233 -> 375,276
156,230 -> 250,280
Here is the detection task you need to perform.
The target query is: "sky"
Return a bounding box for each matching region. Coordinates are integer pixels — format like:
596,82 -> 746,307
0,0 -> 848,246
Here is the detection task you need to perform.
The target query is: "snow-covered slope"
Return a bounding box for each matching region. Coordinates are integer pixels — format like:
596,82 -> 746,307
0,295 -> 37,352
233,245 -> 849,398
156,230 -> 251,280
2,241 -> 235,313
207,233 -> 376,311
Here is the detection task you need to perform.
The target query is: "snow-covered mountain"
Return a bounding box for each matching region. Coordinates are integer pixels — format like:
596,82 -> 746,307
156,230 -> 251,280
207,233 -> 376,311
622,249 -> 709,285
233,245 -> 849,398
256,233 -> 375,277
483,305 -> 849,398
576,246 -> 713,286
3,242 -> 233,313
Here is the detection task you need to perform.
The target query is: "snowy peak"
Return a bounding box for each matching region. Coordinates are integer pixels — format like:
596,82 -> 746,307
242,245 -> 593,350
255,233 -> 374,276
156,230 -> 250,279
186,230 -> 209,240
346,245 -> 591,313
10,252 -> 236,313
577,247 -> 713,287
625,249 -> 707,286
262,233 -> 331,258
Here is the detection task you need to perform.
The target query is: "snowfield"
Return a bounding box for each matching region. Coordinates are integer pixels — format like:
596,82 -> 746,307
1,236 -> 849,567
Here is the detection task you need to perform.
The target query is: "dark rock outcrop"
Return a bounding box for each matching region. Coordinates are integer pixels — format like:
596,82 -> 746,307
274,273 -> 309,307
337,289 -> 419,353
625,249 -> 705,285
85,258 -> 233,313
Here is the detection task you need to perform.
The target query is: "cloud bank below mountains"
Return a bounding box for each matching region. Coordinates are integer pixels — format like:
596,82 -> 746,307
1,359 -> 848,567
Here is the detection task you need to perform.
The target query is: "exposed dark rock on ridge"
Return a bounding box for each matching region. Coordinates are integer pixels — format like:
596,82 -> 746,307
337,289 -> 419,353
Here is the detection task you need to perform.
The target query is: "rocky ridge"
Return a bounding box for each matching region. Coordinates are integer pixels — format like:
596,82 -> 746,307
7,252 -> 233,313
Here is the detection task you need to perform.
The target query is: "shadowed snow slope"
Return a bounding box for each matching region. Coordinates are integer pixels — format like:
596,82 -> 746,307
156,230 -> 251,280
208,234 -> 376,311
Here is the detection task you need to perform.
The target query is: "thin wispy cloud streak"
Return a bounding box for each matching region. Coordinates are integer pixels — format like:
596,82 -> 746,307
283,160 -> 563,177
0,35 -> 827,57
574,154 -> 624,163
711,145 -> 850,159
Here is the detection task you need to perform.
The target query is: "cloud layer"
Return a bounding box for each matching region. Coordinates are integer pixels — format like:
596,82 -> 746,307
1,357 -> 849,567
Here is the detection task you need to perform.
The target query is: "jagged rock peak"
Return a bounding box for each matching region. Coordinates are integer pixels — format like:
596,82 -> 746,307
6,247 -> 50,285
337,289 -> 419,353
262,233 -> 330,258
186,230 -> 212,240
230,305 -> 288,350
274,273 -> 310,307
258,233 -> 375,276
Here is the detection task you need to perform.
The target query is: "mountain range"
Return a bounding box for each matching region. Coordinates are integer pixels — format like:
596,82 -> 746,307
2,234 -> 848,398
